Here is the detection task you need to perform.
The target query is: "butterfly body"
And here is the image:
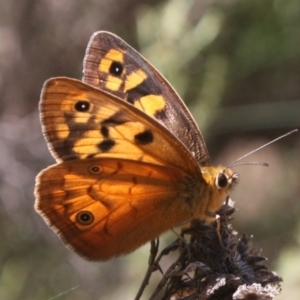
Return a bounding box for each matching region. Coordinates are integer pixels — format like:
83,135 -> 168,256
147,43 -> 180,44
35,32 -> 238,261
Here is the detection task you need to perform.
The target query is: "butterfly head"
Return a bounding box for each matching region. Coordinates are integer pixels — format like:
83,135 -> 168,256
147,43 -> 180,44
202,166 -> 238,192
215,167 -> 239,191
198,166 -> 238,221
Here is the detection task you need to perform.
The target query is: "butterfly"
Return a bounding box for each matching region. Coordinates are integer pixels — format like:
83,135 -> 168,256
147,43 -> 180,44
34,31 -> 238,261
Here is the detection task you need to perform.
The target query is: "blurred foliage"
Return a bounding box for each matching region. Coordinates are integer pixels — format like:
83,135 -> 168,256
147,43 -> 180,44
0,0 -> 299,299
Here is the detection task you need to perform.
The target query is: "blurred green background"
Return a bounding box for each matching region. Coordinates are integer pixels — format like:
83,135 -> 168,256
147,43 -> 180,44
0,0 -> 299,299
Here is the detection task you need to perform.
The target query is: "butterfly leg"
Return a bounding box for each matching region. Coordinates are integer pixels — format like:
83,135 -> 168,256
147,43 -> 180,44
224,195 -> 231,227
205,210 -> 224,248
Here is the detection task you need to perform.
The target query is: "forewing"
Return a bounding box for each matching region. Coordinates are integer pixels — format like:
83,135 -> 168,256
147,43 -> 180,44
83,31 -> 210,166
40,77 -> 200,175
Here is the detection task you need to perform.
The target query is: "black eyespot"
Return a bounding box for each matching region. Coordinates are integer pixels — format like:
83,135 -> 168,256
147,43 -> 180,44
217,173 -> 228,189
76,211 -> 94,225
109,61 -> 123,76
88,165 -> 102,174
75,101 -> 90,112
134,130 -> 154,145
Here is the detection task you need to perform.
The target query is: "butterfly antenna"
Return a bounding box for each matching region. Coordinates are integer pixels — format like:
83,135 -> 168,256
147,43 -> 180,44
228,129 -> 298,168
230,161 -> 269,167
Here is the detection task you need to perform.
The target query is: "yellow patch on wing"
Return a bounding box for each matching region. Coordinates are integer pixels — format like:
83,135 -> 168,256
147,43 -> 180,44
73,139 -> 100,157
124,69 -> 147,91
98,58 -> 111,73
105,49 -> 124,63
105,75 -> 123,91
112,121 -> 147,141
134,94 -> 166,117
55,124 -> 69,139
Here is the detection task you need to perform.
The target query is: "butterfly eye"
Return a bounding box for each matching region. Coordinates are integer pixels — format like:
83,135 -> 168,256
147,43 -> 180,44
76,211 -> 94,225
109,61 -> 123,76
216,173 -> 228,189
74,100 -> 90,112
88,165 -> 102,174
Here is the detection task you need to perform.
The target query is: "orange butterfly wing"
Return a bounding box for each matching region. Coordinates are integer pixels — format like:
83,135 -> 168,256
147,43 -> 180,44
35,77 -> 206,260
40,77 -> 199,174
35,158 -> 194,260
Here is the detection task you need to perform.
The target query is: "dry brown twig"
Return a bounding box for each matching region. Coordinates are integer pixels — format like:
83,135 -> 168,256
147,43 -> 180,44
135,201 -> 282,300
